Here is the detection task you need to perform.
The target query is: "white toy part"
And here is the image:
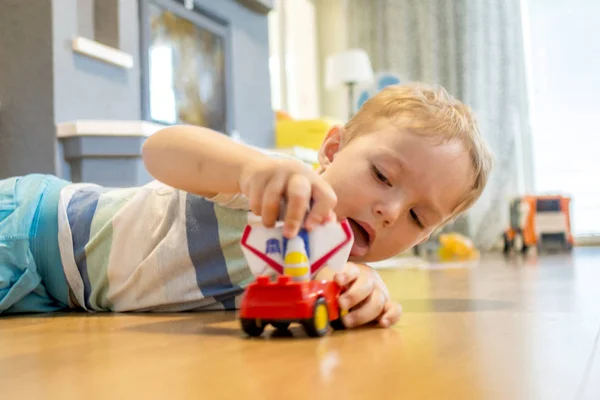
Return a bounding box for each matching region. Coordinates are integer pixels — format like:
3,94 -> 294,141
240,213 -> 354,278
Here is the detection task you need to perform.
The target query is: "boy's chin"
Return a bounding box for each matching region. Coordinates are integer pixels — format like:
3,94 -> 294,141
348,253 -> 372,263
348,249 -> 405,264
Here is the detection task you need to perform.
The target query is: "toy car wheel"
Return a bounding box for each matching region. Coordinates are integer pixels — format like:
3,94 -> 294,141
241,318 -> 265,337
272,322 -> 291,331
502,233 -> 512,254
331,308 -> 347,331
303,297 -> 330,337
513,233 -> 524,253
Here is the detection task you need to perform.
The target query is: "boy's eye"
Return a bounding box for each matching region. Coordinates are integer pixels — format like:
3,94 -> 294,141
372,166 -> 392,187
410,209 -> 424,229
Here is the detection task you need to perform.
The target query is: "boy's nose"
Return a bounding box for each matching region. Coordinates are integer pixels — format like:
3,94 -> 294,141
374,201 -> 403,227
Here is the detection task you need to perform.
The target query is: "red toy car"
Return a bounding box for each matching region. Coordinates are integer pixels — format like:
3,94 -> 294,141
239,275 -> 346,337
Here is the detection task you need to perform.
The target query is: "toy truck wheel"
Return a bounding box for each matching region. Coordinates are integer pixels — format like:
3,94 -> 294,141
303,297 -> 330,337
272,322 -> 291,331
241,318 -> 265,337
331,308 -> 347,331
502,233 -> 512,254
513,232 -> 524,253
330,318 -> 345,331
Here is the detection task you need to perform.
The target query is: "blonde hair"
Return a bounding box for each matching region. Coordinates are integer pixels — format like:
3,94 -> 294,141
344,82 -> 494,218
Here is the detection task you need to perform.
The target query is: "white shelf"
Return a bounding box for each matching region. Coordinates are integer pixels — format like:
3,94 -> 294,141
71,36 -> 134,69
57,120 -> 165,138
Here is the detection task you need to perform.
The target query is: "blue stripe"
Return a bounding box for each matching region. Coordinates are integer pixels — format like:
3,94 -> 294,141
185,194 -> 241,307
31,175 -> 70,307
67,190 -> 101,310
215,290 -> 243,310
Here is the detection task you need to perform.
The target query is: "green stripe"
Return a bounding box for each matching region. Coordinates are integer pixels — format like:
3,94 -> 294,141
213,204 -> 255,288
86,188 -> 138,310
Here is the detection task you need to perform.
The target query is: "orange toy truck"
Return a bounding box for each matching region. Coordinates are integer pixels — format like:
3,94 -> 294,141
503,195 -> 573,254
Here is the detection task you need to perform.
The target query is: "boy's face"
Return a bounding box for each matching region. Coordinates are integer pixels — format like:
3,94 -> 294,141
318,122 -> 474,262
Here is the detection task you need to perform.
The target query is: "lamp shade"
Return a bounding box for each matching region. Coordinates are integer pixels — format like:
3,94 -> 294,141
325,49 -> 374,89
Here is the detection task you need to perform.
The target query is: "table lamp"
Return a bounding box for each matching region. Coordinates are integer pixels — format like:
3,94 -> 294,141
325,49 -> 374,120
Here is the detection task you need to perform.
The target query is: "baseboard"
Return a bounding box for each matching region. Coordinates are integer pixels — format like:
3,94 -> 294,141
574,235 -> 600,246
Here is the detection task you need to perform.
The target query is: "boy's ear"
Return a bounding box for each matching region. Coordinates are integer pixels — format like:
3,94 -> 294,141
318,125 -> 344,171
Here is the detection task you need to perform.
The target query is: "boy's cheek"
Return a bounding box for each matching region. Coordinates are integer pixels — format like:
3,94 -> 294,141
368,237 -> 410,262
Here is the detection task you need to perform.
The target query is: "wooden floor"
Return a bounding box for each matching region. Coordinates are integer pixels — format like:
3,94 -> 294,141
1,248 -> 599,400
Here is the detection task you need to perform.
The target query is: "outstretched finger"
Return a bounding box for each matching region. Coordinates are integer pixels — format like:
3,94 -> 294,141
305,180 -> 337,230
283,175 -> 311,238
261,173 -> 287,227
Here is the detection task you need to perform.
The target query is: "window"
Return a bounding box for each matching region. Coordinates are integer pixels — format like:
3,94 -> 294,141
267,0 -> 319,118
139,0 -> 231,133
522,0 -> 600,238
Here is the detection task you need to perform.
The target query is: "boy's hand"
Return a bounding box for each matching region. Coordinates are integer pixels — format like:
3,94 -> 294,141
239,158 -> 337,238
334,263 -> 402,329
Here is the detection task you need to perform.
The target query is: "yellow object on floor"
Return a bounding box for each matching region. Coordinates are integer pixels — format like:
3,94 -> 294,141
438,233 -> 480,262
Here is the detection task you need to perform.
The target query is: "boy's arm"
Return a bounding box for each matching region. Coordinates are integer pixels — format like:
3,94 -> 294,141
142,125 -> 337,238
142,125 -> 266,198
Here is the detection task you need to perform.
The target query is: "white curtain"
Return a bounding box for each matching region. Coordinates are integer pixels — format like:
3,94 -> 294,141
347,0 -> 533,250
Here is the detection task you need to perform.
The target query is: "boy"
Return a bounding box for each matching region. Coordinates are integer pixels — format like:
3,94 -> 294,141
0,83 -> 493,329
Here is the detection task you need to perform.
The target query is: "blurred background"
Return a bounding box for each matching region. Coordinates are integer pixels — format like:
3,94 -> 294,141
0,0 -> 598,258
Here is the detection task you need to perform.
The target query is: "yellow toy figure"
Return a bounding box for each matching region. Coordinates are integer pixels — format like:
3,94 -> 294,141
437,233 -> 480,262
283,235 -> 311,282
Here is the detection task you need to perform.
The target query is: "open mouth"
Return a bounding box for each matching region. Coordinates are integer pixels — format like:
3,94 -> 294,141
347,218 -> 372,257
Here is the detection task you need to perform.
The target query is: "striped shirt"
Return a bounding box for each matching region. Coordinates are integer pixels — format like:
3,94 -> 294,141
56,179 -> 265,312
